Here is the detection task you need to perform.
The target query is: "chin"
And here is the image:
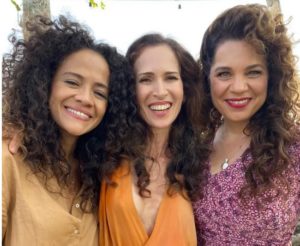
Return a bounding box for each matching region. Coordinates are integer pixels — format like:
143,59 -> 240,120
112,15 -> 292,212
151,125 -> 172,131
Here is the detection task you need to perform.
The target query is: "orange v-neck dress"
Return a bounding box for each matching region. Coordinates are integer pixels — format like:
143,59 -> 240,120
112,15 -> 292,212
99,160 -> 197,246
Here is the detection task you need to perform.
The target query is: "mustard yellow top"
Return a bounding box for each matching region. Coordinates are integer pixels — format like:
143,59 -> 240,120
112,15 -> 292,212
99,160 -> 197,246
2,141 -> 98,246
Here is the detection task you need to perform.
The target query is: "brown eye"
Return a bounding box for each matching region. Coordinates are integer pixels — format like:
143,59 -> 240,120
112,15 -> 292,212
64,80 -> 79,86
247,70 -> 262,78
95,91 -> 108,100
217,71 -> 231,80
139,77 -> 151,83
166,76 -> 178,81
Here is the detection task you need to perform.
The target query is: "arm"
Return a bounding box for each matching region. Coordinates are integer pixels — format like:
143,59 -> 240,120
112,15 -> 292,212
2,143 -> 12,240
2,141 -> 20,243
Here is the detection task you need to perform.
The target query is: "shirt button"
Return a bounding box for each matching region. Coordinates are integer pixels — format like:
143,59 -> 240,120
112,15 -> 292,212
74,229 -> 79,234
75,203 -> 80,208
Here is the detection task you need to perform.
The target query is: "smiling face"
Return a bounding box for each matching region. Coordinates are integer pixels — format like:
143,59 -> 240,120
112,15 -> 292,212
49,49 -> 110,142
209,40 -> 268,127
134,44 -> 184,133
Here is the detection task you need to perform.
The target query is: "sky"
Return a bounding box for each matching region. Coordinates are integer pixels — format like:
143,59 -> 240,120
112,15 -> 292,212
0,0 -> 299,68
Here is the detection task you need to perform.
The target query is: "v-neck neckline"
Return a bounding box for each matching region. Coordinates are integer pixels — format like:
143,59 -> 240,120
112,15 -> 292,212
128,170 -> 167,239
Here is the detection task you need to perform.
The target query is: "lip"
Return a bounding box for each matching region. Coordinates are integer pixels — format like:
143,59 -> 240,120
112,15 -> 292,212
225,97 -> 251,108
64,106 -> 93,121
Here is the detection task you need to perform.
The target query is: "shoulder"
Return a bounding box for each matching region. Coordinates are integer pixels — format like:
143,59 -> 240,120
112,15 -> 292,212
2,140 -> 28,179
115,158 -> 131,176
289,126 -> 300,155
2,140 -> 16,170
289,140 -> 300,159
287,131 -> 300,173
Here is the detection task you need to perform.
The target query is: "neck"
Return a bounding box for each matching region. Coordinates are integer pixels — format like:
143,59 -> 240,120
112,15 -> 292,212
147,128 -> 169,159
220,120 -> 249,139
60,135 -> 77,163
61,135 -> 81,190
215,121 -> 251,148
212,121 -> 251,173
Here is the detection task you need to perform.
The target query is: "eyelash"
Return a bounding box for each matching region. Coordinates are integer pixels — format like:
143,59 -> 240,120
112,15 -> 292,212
216,70 -> 262,79
167,76 -> 178,81
64,80 -> 79,86
95,92 -> 107,100
64,80 -> 107,100
139,78 -> 151,83
247,70 -> 262,76
216,71 -> 230,78
138,76 -> 178,83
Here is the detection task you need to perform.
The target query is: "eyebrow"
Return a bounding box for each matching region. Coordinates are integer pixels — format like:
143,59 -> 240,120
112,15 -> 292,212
246,64 -> 265,69
165,71 -> 180,75
213,64 -> 265,71
63,72 -> 109,89
137,71 -> 180,76
136,72 -> 153,76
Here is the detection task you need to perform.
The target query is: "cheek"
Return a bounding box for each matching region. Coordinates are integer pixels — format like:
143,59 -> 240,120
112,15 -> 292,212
48,93 -> 57,117
95,102 -> 108,121
177,82 -> 184,99
178,89 -> 184,104
48,83 -> 60,108
253,78 -> 268,99
260,80 -> 268,94
209,80 -> 221,98
135,86 -> 147,107
170,80 -> 184,104
210,76 -> 228,94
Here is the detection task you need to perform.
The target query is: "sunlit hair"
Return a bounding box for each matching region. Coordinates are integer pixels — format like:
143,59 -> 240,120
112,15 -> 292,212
104,33 -> 210,201
2,15 -> 130,211
198,4 -> 300,199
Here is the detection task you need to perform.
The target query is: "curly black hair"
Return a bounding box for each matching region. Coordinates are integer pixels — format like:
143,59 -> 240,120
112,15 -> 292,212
198,4 -> 300,198
2,15 -> 131,211
98,33 -> 209,202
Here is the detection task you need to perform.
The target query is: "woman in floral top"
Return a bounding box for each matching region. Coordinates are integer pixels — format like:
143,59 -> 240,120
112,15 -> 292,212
193,4 -> 300,245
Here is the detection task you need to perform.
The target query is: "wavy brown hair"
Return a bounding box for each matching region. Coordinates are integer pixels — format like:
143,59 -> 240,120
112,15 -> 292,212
2,15 -> 131,211
198,4 -> 300,199
105,33 -> 210,202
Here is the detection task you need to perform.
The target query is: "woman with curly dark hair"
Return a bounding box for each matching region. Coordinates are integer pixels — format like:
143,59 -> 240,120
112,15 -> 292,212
98,33 -> 209,245
2,15 -> 130,245
193,4 -> 300,245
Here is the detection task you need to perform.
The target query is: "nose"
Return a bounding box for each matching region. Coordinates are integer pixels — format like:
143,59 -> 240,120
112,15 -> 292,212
153,80 -> 168,98
230,75 -> 248,93
74,86 -> 93,105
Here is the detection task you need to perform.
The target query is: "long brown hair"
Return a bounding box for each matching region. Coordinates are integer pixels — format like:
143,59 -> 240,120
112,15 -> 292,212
198,4 -> 300,199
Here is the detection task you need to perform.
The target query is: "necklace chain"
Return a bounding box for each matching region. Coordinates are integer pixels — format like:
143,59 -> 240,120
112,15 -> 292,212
219,136 -> 249,171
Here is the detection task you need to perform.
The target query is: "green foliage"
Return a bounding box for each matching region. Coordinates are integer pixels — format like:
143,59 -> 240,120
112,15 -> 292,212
10,0 -> 21,11
89,0 -> 106,10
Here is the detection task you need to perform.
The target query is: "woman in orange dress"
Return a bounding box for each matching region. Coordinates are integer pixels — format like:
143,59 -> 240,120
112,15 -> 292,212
98,34 -> 209,245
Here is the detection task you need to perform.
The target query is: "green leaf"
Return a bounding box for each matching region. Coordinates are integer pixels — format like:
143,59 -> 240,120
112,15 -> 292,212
100,0 -> 106,10
89,0 -> 106,10
10,0 -> 21,11
89,0 -> 98,8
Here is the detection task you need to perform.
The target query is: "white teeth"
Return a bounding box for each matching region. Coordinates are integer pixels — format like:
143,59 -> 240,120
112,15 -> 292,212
66,108 -> 89,119
229,99 -> 249,105
149,103 -> 171,111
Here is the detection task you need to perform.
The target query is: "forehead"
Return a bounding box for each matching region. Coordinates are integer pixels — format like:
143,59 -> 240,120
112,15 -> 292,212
212,40 -> 266,67
58,49 -> 109,73
134,44 -> 179,73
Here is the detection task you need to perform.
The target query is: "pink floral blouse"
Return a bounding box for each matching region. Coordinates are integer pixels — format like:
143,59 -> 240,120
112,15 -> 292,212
193,140 -> 300,246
